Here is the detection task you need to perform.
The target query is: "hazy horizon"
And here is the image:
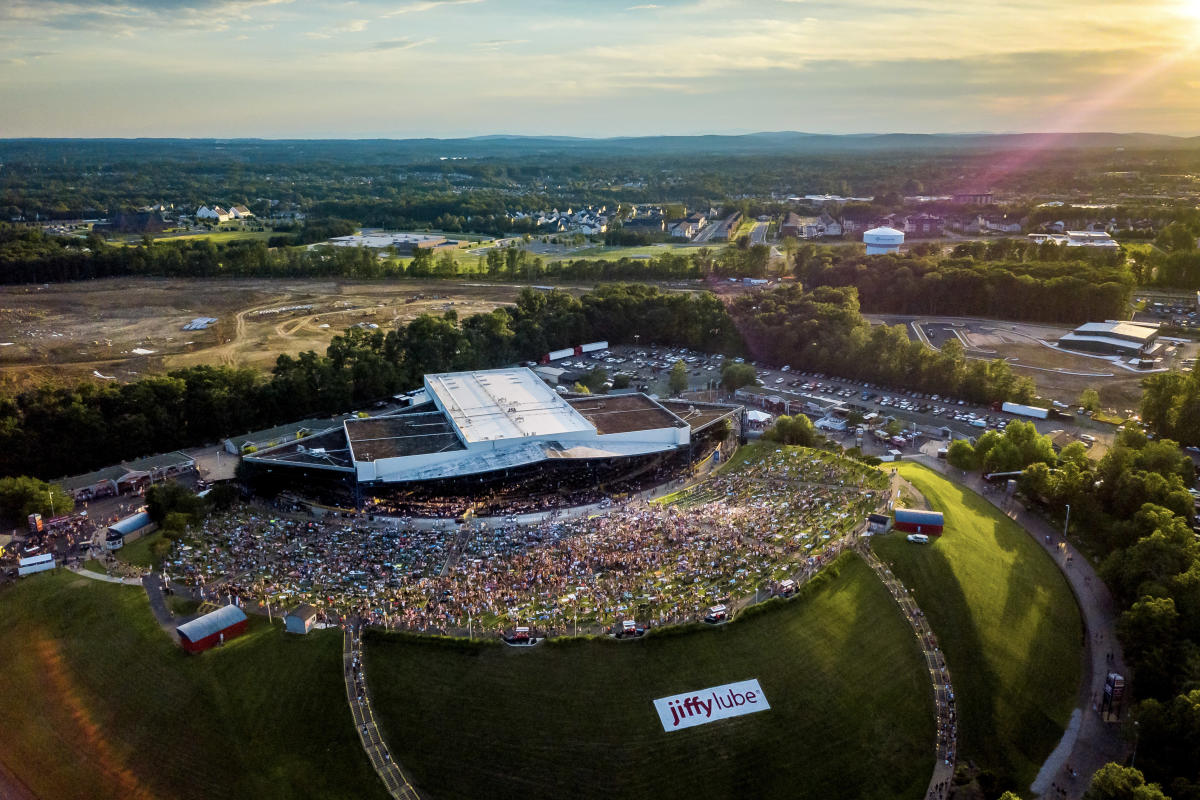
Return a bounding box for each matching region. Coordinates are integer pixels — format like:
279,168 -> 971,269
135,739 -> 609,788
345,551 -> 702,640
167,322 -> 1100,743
2,0 -> 1200,138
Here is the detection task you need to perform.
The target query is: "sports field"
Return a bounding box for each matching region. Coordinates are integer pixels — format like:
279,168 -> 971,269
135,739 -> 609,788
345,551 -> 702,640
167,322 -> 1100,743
0,572 -> 384,800
873,463 -> 1082,789
365,553 -> 935,800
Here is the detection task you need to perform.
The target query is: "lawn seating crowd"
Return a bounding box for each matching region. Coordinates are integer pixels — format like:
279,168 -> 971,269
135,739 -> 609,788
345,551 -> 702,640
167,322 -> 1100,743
171,448 -> 888,637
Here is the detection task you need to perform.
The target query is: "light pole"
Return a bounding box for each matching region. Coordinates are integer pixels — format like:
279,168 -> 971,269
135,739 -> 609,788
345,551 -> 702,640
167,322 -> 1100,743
1064,503 -> 1071,540
1132,720 -> 1140,769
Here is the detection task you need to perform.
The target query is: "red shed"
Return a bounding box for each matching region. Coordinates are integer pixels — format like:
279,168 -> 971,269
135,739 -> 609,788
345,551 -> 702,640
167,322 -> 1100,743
177,604 -> 248,653
893,508 -> 944,536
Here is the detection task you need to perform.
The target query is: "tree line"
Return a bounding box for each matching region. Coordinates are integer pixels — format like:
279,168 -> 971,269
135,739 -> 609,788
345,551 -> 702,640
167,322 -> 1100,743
794,242 -> 1134,325
1009,430 -> 1198,800
944,420 -> 1199,799
0,284 -> 739,480
1141,367 -> 1200,447
727,284 -> 1037,404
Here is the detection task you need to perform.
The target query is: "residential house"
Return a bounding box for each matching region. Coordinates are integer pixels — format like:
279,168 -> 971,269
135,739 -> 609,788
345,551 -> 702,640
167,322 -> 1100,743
903,213 -> 944,237
668,220 -> 698,239
818,212 -> 843,237
197,205 -> 231,223
983,216 -> 1022,234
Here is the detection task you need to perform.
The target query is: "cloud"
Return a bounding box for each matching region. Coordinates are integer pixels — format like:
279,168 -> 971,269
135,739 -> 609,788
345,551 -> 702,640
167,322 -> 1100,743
335,18 -> 369,32
474,38 -> 527,49
627,3 -> 659,8
305,31 -> 332,39
0,0 -> 295,33
372,37 -> 433,50
382,0 -> 483,16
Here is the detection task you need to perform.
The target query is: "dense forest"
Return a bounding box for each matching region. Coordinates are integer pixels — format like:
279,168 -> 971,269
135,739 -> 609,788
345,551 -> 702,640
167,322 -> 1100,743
795,240 -> 1134,324
4,136 -> 1200,226
1141,367 -> 1200,447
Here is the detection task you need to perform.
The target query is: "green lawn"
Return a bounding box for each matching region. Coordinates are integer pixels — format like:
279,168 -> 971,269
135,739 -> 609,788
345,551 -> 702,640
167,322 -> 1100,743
366,553 -> 935,800
114,530 -> 162,568
873,463 -> 1082,788
0,572 -> 385,800
108,230 -> 278,246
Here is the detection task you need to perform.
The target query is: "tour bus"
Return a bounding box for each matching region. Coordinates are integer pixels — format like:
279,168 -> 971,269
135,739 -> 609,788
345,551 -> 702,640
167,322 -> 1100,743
704,604 -> 728,623
777,579 -> 797,597
906,534 -> 930,544
513,626 -> 531,642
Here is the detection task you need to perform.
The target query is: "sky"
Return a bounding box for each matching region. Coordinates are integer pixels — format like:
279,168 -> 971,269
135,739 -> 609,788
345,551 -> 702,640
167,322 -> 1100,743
1,0 -> 1199,138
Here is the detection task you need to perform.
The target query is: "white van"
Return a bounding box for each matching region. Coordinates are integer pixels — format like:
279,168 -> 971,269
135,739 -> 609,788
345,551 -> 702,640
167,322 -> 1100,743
906,534 -> 930,544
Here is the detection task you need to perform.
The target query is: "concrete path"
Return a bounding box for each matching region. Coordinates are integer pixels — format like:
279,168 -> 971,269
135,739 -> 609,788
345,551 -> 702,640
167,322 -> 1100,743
68,565 -> 143,586
344,627 -> 421,800
859,545 -> 958,800
907,455 -> 1128,798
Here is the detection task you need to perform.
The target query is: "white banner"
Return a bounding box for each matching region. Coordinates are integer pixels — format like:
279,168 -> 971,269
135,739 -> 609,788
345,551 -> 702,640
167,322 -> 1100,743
653,679 -> 770,732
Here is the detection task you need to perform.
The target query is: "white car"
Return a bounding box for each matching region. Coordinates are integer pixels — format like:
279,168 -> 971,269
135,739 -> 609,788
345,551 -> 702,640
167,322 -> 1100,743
906,534 -> 930,544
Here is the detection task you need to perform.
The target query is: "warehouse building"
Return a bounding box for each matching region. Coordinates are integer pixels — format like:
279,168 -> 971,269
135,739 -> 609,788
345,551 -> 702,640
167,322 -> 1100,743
1057,321 -> 1161,358
177,605 -> 248,653
893,508 -> 945,536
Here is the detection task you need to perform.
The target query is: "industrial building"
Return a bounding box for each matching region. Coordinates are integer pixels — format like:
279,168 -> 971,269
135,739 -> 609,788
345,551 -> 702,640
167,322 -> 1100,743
863,226 -> 905,254
242,368 -> 741,493
177,605 -> 248,653
1057,321 -> 1161,358
893,508 -> 944,536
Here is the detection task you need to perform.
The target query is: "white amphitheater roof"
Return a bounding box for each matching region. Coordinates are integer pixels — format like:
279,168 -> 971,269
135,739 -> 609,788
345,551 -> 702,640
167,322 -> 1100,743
424,368 -> 594,444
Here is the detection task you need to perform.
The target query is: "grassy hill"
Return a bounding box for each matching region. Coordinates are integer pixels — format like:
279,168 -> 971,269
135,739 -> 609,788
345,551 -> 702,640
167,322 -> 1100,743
0,572 -> 385,800
873,463 -> 1083,790
365,553 -> 935,800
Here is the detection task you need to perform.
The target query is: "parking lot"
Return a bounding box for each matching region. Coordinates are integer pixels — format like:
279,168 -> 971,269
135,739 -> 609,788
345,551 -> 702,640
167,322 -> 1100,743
548,345 -> 1118,455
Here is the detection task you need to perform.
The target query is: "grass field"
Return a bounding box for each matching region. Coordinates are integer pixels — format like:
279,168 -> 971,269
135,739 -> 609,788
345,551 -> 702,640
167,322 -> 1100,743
0,571 -> 385,800
107,230 -> 278,246
365,553 -> 935,800
873,463 -> 1082,788
114,530 -> 162,567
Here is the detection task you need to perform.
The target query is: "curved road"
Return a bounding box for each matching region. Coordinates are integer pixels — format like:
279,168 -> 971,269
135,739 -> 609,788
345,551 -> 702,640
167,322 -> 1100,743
909,454 -> 1128,798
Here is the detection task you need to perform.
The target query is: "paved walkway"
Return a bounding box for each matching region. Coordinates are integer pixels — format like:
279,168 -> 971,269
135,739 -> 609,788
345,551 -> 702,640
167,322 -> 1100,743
859,544 -> 958,799
68,565 -> 144,586
344,627 -> 421,800
908,455 -> 1128,798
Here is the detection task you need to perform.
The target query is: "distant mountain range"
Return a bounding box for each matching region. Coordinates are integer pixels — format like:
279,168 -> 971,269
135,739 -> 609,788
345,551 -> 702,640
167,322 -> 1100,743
3,131 -> 1199,165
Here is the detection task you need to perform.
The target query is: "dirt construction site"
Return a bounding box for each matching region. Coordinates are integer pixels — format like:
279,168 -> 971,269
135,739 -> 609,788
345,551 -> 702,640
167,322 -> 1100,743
0,278 -> 556,390
883,315 -> 1198,413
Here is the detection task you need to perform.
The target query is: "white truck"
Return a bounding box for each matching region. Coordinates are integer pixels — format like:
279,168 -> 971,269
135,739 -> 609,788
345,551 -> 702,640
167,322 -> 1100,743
1001,402 -> 1049,420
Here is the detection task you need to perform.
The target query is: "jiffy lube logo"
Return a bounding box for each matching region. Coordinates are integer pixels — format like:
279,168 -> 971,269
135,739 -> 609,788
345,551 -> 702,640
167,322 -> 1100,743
653,679 -> 770,731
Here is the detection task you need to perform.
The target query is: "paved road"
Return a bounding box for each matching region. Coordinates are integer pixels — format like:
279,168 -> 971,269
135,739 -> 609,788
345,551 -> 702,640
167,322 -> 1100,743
908,454 -> 1128,799
749,221 -> 768,245
344,627 -> 421,800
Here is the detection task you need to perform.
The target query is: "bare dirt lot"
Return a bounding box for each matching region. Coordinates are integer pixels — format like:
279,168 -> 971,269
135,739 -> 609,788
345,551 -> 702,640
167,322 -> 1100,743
0,278 -> 553,390
899,317 -> 1170,412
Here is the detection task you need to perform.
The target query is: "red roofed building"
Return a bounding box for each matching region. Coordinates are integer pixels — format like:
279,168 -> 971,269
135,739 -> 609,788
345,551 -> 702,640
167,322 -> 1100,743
177,605 -> 248,653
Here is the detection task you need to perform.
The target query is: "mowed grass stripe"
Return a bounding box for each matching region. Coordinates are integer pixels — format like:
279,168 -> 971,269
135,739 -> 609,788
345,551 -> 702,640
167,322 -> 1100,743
0,572 -> 385,800
366,553 -> 935,800
873,464 -> 1082,787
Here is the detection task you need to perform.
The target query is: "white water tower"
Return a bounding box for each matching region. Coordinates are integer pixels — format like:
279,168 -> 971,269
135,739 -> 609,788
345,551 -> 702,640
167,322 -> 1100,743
863,226 -> 904,255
